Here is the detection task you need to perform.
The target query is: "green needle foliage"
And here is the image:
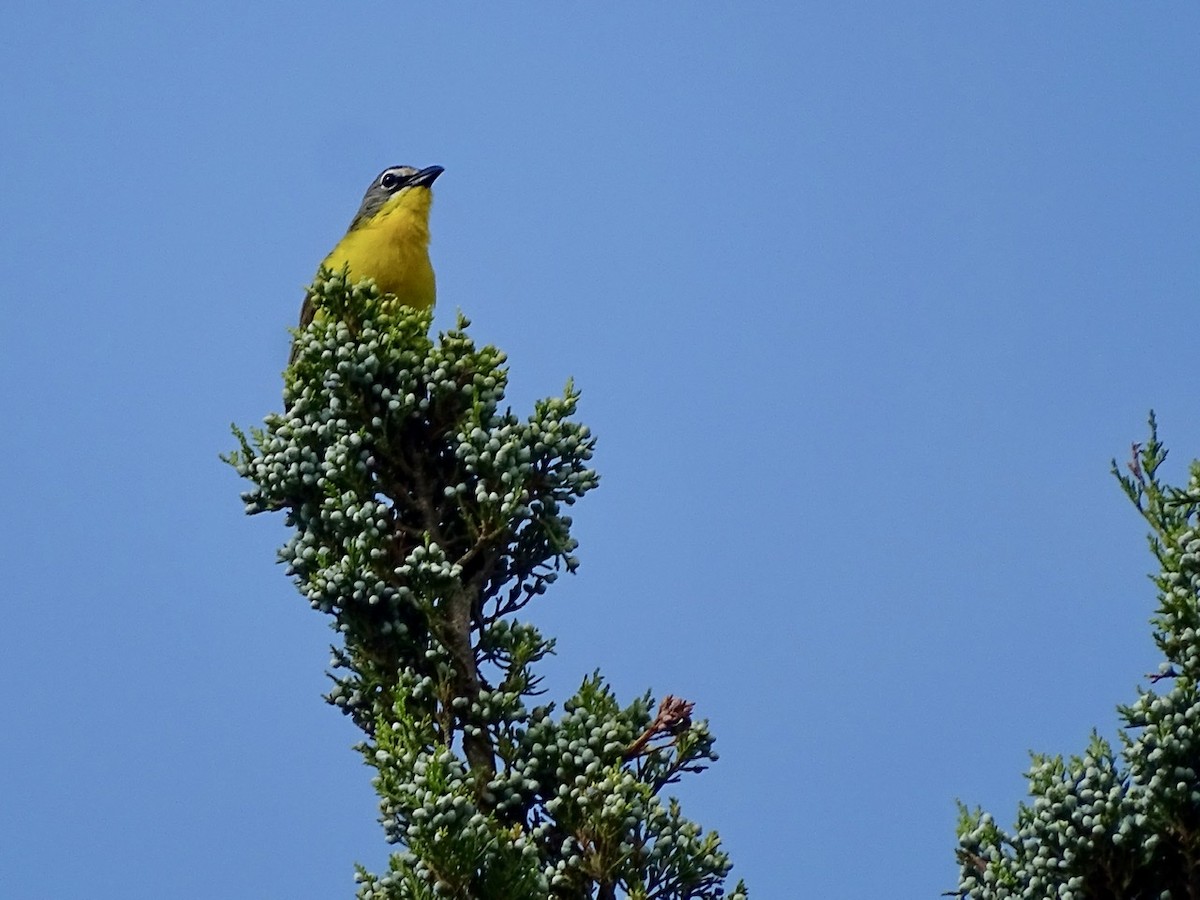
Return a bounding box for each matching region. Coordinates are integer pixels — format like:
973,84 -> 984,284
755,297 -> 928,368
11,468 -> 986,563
227,271 -> 747,900
953,413 -> 1200,899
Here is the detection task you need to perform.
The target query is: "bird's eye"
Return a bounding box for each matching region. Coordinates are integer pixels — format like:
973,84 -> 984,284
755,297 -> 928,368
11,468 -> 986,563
380,172 -> 400,190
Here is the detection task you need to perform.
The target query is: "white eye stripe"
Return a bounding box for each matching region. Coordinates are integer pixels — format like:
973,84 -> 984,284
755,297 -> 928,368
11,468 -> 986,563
379,167 -> 416,191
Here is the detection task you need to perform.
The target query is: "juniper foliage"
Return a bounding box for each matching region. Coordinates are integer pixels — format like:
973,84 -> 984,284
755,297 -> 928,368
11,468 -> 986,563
227,271 -> 747,900
953,414 -> 1200,899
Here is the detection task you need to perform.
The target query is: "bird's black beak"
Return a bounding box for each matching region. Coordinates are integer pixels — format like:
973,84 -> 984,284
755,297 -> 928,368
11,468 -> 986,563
410,165 -> 444,188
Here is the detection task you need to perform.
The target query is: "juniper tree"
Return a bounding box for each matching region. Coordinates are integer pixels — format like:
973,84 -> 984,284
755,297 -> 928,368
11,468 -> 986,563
227,271 -> 747,900
953,414 -> 1200,899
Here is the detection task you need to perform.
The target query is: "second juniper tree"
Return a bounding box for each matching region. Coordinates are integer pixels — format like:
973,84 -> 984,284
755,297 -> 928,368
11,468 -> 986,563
954,415 -> 1200,899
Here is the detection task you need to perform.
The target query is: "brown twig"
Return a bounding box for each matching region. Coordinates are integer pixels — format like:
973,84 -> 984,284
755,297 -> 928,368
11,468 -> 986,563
624,695 -> 695,760
1129,442 -> 1144,483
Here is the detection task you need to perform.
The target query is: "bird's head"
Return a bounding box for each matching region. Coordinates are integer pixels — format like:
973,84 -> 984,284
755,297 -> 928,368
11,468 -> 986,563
349,164 -> 444,231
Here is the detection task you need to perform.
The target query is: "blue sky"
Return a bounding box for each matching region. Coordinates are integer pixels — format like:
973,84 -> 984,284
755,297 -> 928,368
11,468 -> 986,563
3,4 -> 1198,897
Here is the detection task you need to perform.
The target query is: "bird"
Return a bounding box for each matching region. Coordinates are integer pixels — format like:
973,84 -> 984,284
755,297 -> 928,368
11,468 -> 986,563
289,164 -> 444,364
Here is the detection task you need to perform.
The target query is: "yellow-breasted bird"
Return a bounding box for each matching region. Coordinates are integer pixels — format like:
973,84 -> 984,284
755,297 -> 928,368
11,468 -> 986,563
289,164 -> 444,364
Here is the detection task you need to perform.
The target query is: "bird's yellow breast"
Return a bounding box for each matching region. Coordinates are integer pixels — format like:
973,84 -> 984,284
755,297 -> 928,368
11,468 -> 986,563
321,188 -> 436,311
